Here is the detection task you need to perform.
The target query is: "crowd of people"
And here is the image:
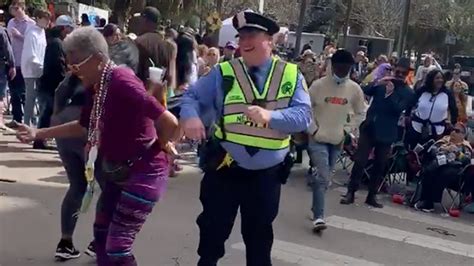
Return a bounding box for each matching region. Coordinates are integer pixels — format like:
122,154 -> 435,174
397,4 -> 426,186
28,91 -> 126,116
0,1 -> 473,265
296,38 -> 474,227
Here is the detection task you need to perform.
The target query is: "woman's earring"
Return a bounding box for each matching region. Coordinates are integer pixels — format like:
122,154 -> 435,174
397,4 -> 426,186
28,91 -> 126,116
98,62 -> 104,71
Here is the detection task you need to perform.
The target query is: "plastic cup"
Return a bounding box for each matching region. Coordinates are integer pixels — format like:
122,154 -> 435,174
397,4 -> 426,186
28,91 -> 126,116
149,67 -> 164,83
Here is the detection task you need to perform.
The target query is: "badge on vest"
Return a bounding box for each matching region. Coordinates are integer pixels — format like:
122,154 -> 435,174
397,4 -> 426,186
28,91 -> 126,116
281,81 -> 294,95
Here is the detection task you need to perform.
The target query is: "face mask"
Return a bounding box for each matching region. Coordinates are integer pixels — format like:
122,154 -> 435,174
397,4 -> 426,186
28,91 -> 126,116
333,73 -> 349,84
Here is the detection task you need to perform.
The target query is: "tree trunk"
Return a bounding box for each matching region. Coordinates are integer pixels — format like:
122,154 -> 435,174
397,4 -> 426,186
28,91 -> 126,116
294,0 -> 307,58
109,0 -> 145,29
341,0 -> 353,48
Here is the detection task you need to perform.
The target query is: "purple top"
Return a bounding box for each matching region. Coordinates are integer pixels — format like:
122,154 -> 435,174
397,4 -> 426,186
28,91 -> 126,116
373,63 -> 392,82
7,16 -> 35,67
80,67 -> 168,173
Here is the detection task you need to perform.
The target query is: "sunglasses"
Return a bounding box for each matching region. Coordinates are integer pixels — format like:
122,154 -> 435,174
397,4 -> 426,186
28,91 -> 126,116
453,128 -> 465,134
395,70 -> 409,76
67,55 -> 93,73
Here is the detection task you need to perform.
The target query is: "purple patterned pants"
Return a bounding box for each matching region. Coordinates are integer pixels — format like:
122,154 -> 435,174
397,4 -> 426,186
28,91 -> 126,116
94,170 -> 168,266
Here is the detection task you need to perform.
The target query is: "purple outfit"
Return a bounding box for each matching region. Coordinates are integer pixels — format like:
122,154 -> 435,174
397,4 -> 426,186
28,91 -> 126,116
373,63 -> 392,83
80,67 -> 169,265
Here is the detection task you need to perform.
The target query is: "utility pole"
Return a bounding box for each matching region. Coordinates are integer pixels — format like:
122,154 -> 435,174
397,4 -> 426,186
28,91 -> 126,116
341,0 -> 353,48
397,0 -> 411,57
294,0 -> 307,59
259,0 -> 265,13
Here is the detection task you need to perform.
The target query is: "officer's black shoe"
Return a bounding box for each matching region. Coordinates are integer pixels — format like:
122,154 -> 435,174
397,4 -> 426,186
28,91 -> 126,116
340,191 -> 355,205
365,193 -> 383,208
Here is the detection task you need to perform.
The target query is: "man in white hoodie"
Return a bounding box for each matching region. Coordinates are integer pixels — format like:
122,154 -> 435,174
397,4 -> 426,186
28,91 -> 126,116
21,9 -> 50,126
307,49 -> 366,232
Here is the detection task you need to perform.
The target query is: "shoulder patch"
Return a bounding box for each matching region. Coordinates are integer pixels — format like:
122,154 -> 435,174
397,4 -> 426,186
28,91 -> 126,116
281,81 -> 294,95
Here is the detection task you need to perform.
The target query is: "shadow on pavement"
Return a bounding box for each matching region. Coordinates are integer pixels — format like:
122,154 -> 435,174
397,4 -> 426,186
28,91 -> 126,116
0,159 -> 62,168
0,141 -> 58,155
38,175 -> 68,185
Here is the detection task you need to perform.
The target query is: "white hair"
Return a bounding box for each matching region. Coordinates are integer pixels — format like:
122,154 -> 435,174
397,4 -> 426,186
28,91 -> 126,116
63,26 -> 109,60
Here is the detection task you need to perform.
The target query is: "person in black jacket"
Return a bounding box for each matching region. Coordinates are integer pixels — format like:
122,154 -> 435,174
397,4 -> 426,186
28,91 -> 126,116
0,26 -> 16,130
340,58 -> 415,208
34,15 -> 74,149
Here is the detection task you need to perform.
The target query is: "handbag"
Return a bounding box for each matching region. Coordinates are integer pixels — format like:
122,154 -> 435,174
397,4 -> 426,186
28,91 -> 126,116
101,139 -> 157,183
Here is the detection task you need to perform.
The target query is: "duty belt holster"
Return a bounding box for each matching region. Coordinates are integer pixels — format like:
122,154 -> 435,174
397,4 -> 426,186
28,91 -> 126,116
199,75 -> 235,173
279,152 -> 295,184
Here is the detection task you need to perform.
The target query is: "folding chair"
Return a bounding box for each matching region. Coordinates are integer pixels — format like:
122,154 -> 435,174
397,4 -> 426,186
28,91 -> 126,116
336,131 -> 357,174
377,142 -> 409,193
442,164 -> 474,212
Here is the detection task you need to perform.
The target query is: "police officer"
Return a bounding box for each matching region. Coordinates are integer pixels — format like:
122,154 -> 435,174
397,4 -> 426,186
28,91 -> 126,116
180,11 -> 312,266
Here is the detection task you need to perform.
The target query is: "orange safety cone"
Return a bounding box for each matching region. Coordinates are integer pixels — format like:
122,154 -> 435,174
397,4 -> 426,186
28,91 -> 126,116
392,194 -> 404,204
448,208 -> 461,218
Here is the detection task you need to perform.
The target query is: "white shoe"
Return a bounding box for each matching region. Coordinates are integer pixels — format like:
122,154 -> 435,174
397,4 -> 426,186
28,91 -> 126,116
312,218 -> 327,232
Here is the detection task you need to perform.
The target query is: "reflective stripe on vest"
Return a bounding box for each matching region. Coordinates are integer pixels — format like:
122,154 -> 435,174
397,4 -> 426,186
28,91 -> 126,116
215,58 -> 298,150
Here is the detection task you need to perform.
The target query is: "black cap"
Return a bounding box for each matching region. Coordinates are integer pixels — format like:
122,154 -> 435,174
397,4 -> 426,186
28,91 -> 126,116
141,6 -> 160,24
396,57 -> 412,70
232,11 -> 279,35
331,49 -> 355,65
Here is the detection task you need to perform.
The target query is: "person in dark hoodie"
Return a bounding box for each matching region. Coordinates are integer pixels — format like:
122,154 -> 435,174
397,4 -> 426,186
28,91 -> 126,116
340,58 -> 415,208
34,15 -> 74,149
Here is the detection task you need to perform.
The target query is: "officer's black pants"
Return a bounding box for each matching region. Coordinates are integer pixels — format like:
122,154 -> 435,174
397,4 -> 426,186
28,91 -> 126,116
197,164 -> 282,266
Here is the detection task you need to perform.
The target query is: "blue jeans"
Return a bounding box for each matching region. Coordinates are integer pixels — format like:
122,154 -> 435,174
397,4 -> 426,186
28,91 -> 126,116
23,77 -> 40,126
307,141 -> 341,220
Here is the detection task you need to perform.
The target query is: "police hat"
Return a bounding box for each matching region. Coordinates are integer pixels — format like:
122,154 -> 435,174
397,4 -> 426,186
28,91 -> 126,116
233,11 -> 280,36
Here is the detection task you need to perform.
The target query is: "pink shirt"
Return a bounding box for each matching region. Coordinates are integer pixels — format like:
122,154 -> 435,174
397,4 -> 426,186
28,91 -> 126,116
7,16 -> 35,67
80,67 -> 167,173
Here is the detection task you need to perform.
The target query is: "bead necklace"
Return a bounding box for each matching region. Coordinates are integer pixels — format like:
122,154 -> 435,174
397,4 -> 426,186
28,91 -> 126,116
87,61 -> 116,147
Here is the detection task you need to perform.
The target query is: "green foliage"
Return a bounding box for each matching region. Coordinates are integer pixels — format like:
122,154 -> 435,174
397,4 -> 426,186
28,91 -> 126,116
25,0 -> 46,10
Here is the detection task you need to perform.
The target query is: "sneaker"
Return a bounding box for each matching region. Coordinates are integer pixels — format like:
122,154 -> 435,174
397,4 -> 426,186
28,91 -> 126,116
84,241 -> 96,258
5,121 -> 19,129
55,239 -> 81,261
312,218 -> 327,232
414,201 -> 435,213
33,140 -> 56,150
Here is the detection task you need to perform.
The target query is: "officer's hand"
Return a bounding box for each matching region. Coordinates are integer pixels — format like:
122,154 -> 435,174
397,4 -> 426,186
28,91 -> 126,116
245,106 -> 272,124
182,118 -> 206,140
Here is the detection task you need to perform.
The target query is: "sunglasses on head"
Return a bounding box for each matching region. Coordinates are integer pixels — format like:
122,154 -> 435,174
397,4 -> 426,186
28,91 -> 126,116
67,55 -> 93,73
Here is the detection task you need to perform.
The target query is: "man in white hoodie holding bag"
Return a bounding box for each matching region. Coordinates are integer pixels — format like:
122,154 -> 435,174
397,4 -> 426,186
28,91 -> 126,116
21,9 -> 50,126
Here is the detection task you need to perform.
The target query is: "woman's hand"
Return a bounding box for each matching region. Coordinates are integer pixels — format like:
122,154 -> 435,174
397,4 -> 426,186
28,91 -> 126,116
161,141 -> 178,156
147,80 -> 167,106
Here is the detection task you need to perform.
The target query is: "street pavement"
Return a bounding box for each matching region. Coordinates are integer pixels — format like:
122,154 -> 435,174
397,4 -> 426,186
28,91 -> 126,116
1,133 -> 474,266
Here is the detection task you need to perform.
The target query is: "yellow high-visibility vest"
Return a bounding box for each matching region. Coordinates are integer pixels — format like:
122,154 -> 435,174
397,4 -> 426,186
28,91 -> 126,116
214,58 -> 298,150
